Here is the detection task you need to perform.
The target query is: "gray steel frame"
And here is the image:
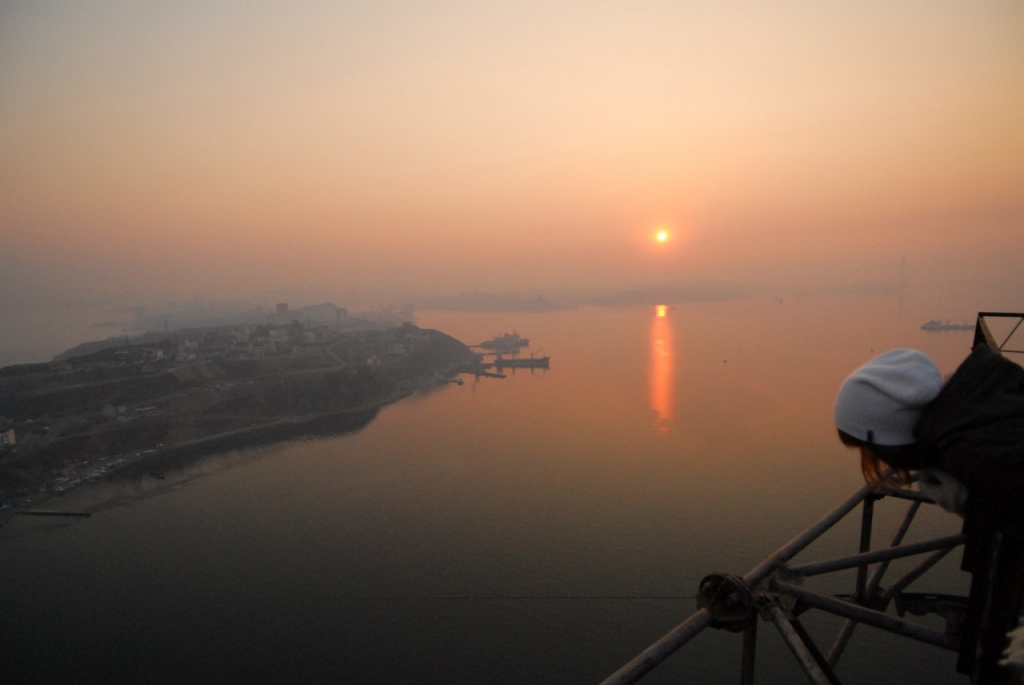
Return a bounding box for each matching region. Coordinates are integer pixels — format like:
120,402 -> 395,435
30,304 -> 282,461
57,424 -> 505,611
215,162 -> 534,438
600,312 -> 1024,685
598,484 -> 966,685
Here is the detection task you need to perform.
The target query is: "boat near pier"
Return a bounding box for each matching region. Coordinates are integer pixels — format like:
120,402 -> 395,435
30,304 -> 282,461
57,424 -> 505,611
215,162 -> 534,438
471,332 -> 549,370
478,332 -> 530,352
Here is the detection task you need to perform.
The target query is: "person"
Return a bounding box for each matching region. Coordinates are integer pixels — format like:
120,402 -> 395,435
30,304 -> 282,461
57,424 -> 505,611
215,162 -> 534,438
834,344 -> 1024,534
834,343 -> 1024,682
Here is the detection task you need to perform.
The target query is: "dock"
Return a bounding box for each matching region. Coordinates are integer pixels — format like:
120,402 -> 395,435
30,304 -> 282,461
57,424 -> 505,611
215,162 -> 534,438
18,510 -> 92,518
473,369 -> 507,379
494,356 -> 550,369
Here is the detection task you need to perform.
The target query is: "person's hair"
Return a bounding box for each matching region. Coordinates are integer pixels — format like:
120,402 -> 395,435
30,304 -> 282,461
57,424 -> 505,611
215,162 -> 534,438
837,429 -> 923,489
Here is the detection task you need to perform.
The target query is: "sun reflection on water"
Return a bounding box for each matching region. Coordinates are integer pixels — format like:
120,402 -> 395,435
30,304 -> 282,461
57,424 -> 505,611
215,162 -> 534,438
650,305 -> 674,434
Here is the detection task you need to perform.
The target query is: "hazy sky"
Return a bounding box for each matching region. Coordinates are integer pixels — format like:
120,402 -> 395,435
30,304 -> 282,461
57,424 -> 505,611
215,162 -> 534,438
2,1 -> 1022,326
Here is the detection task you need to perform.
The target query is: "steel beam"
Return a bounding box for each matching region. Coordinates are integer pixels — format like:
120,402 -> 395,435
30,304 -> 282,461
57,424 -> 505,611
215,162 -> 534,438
598,484 -> 875,685
760,598 -> 833,685
827,501 -> 921,666
771,580 -> 957,651
787,534 -> 966,577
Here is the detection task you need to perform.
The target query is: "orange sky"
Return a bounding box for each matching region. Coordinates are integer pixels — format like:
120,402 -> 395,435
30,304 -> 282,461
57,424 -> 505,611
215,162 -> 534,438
2,1 -> 1023,318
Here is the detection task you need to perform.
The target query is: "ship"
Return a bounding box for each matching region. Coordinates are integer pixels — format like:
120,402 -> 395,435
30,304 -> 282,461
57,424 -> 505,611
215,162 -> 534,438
479,332 -> 530,352
921,319 -> 974,331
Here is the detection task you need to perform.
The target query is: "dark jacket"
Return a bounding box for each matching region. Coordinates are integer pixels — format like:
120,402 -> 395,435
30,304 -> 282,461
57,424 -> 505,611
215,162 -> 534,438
914,345 -> 1024,540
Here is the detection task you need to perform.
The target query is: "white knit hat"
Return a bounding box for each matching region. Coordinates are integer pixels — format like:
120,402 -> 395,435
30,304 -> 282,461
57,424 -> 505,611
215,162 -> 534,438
834,348 -> 942,446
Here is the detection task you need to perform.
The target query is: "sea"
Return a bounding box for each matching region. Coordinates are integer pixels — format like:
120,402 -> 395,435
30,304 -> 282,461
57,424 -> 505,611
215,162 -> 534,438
2,285 -> 1021,684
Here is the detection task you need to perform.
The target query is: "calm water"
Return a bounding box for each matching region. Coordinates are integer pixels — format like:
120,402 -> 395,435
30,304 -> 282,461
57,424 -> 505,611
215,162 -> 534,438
2,289 -> 1016,684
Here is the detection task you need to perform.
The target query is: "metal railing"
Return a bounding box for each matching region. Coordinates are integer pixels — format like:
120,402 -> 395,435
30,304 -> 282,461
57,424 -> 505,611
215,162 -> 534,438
973,312 -> 1024,354
601,311 -> 1024,685
598,484 -> 967,685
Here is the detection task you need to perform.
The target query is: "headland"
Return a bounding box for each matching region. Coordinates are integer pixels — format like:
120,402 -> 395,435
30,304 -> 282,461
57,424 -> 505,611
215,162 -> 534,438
0,319 -> 480,512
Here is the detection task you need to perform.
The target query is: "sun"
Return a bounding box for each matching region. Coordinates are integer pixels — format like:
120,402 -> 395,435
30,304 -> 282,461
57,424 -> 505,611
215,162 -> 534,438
655,229 -> 669,243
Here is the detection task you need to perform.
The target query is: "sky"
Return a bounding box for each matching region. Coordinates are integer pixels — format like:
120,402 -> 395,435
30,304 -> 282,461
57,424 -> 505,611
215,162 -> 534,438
2,1 -> 1023,359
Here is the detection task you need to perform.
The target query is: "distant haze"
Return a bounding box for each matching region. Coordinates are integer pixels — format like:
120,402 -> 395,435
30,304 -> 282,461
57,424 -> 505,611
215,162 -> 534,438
2,1 -> 1022,362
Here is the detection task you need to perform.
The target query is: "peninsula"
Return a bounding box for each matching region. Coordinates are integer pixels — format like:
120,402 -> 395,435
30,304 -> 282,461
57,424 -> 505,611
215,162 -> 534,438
0,317 -> 480,503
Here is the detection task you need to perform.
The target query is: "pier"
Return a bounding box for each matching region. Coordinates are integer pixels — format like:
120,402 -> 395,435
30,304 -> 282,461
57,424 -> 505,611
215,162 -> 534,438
18,510 -> 91,518
473,369 -> 507,379
493,355 -> 549,369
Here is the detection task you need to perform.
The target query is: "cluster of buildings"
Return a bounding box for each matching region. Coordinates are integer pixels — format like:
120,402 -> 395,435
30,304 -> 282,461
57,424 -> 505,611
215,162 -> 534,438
44,302 -> 450,379
48,303 -> 355,369
174,302 -> 352,361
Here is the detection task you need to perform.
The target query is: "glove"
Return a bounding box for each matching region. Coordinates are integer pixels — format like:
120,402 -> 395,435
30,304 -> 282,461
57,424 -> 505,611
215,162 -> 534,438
917,469 -> 967,515
1000,618 -> 1024,681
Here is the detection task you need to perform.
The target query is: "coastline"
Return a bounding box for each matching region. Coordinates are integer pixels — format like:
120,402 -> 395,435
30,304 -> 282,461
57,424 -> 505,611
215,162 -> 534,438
0,385 -> 420,528
0,322 -> 483,527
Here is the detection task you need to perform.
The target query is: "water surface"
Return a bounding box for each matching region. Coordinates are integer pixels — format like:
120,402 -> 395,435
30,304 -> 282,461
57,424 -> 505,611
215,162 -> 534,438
3,289 -> 1006,684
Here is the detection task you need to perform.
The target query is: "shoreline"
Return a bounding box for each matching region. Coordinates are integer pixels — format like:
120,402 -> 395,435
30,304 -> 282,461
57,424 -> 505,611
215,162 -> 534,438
0,323 -> 482,527
0,385 -> 418,528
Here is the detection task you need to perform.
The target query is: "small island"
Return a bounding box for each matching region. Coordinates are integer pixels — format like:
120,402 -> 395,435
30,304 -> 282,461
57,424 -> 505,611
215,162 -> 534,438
0,310 -> 480,508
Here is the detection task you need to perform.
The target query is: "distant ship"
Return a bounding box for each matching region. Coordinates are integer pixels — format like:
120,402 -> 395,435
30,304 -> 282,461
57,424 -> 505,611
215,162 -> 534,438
921,319 -> 974,331
479,332 -> 530,352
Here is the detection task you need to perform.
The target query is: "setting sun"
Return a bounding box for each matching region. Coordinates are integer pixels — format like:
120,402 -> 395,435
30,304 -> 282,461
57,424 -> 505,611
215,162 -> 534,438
656,230 -> 669,243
